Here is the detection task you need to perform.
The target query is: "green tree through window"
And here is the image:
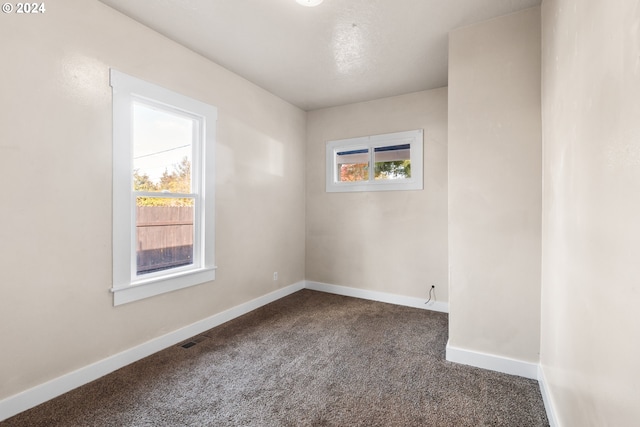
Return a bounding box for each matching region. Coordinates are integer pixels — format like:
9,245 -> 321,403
375,159 -> 411,180
134,157 -> 193,206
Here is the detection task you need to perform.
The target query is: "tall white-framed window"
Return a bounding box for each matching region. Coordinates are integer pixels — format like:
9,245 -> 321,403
110,69 -> 217,306
326,129 -> 423,193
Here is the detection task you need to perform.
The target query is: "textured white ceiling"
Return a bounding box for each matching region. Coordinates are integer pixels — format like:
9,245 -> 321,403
98,0 -> 541,111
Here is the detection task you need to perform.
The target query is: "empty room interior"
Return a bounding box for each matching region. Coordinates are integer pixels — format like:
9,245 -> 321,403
1,0 -> 638,425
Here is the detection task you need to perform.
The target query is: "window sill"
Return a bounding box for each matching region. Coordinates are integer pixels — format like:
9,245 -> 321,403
326,178 -> 423,193
111,266 -> 217,306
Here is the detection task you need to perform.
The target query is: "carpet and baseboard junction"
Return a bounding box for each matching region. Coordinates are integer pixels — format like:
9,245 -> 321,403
1,285 -> 550,426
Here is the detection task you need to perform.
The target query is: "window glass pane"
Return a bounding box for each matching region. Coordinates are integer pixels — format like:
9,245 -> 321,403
132,102 -> 194,193
136,197 -> 194,275
374,144 -> 411,180
336,148 -> 369,182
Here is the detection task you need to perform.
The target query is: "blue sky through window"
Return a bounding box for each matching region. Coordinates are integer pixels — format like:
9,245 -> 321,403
132,102 -> 193,184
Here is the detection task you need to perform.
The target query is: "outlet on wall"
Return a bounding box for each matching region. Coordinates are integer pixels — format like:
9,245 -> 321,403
273,272 -> 278,281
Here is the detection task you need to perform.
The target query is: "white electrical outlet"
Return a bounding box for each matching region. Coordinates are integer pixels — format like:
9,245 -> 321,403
273,272 -> 278,281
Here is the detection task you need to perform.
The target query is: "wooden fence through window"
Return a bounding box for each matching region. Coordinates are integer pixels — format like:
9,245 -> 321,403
136,206 -> 194,275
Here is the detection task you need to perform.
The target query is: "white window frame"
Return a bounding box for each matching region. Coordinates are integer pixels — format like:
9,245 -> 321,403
326,129 -> 423,193
110,69 -> 217,306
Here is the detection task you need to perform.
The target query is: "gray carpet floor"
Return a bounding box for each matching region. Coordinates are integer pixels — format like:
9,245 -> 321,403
3,290 -> 549,426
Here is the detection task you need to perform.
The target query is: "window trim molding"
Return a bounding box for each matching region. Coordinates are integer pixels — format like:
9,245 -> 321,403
110,69 -> 217,306
325,129 -> 424,193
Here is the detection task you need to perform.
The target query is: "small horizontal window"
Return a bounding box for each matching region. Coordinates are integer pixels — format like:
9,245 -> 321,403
326,129 -> 423,192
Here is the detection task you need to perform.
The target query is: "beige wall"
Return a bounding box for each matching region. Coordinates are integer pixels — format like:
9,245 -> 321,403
448,8 -> 542,362
306,89 -> 449,302
0,0 -> 306,400
540,0 -> 640,424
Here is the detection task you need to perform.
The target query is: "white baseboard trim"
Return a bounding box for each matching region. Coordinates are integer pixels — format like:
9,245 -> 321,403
0,281 -> 305,422
304,280 -> 449,313
445,341 -> 538,380
537,365 -> 560,427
